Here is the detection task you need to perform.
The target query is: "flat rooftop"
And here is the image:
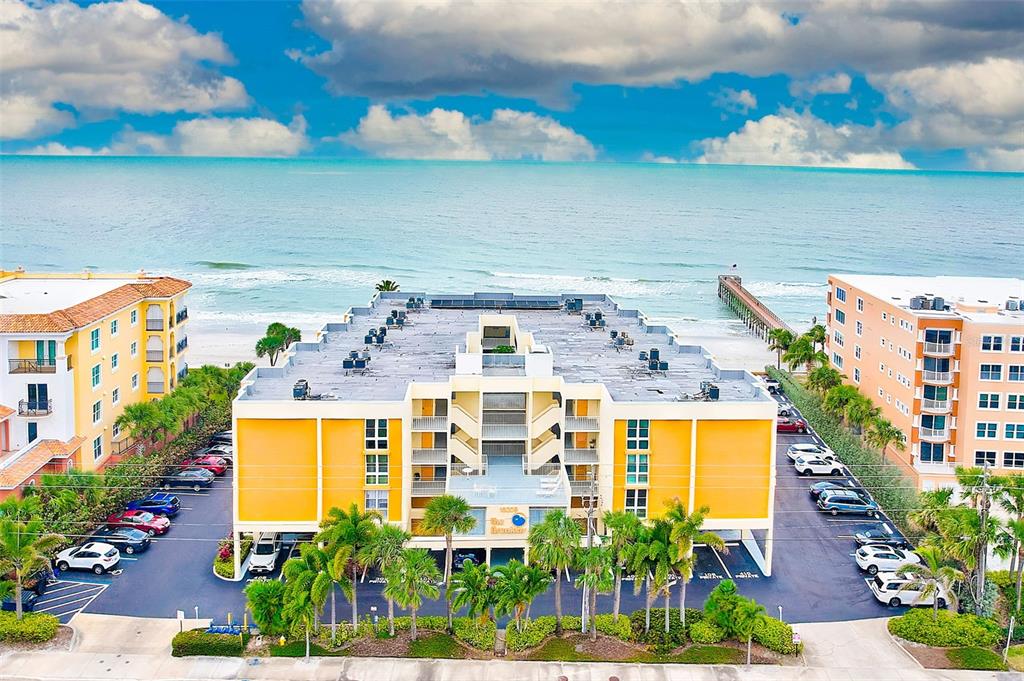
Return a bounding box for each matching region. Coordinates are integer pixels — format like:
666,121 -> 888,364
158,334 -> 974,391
833,274 -> 1024,321
0,277 -> 143,315
240,292 -> 769,404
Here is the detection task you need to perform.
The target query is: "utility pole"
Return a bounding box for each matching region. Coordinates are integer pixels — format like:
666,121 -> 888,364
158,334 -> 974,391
976,463 -> 992,616
581,468 -> 597,633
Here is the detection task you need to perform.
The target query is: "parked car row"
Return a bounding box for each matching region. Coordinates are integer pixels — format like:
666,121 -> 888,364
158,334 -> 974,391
851,526 -> 947,608
161,432 -> 232,490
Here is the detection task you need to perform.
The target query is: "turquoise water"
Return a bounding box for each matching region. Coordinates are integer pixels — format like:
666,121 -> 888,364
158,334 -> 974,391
1,158 -> 1020,332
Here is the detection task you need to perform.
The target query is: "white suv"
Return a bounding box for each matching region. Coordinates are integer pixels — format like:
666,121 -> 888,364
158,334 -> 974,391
856,545 -> 920,575
787,443 -> 837,462
55,542 -> 121,575
869,572 -> 949,608
794,456 -> 843,476
248,533 -> 282,574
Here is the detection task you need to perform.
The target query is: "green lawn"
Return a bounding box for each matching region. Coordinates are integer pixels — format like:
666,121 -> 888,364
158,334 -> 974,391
269,641 -> 345,657
946,647 -> 1007,671
1008,644 -> 1024,672
408,633 -> 466,659
525,637 -> 602,662
634,645 -> 744,665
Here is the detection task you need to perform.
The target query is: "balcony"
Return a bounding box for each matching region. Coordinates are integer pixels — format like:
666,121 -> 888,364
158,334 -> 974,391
565,416 -> 600,431
481,423 -> 529,439
146,350 -> 164,362
411,480 -> 446,496
481,354 -> 526,376
564,448 -> 599,464
412,416 -> 447,431
176,338 -> 188,354
8,358 -> 57,374
918,426 -> 950,442
147,382 -> 165,394
920,398 -> 951,413
922,370 -> 953,384
923,341 -> 954,356
176,308 -> 189,324
18,399 -> 53,416
569,479 -> 597,497
411,448 -> 448,465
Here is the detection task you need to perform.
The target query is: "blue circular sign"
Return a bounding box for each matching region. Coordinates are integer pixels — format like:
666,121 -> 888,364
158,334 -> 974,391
511,513 -> 526,527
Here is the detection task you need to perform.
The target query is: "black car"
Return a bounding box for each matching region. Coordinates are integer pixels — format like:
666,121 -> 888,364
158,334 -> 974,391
809,481 -> 873,502
161,468 -> 214,491
854,523 -> 908,549
92,526 -> 152,554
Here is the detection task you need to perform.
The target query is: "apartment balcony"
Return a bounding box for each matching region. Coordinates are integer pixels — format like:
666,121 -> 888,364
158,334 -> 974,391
923,342 -> 954,357
481,423 -> 529,439
8,358 -> 57,374
146,350 -> 164,362
569,479 -> 597,497
176,338 -> 188,354
922,370 -> 953,384
565,416 -> 600,431
920,398 -> 952,414
412,416 -> 448,431
146,319 -> 164,331
176,308 -> 189,324
918,427 -> 951,442
147,382 -> 165,394
563,448 -> 599,464
411,448 -> 448,465
18,399 -> 53,416
411,480 -> 446,496
481,354 -> 526,376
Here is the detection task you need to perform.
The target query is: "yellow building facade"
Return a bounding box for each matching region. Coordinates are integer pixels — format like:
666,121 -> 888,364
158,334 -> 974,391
0,270 -> 190,496
232,292 -> 777,574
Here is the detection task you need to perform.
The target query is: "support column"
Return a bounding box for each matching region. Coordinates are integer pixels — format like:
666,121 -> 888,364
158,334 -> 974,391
485,546 -> 492,567
232,531 -> 241,579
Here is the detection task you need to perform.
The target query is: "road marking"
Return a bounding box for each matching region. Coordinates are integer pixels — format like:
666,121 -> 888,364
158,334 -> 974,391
118,556 -> 139,562
825,518 -> 880,524
40,582 -> 92,596
35,592 -> 102,613
710,547 -> 732,578
34,586 -> 105,609
47,583 -> 109,622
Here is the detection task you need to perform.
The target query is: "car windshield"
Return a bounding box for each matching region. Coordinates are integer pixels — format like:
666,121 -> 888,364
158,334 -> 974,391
136,512 -> 154,522
255,542 -> 276,555
104,548 -> 118,558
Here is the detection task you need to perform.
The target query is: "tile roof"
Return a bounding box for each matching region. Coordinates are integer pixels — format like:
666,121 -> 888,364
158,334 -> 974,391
0,277 -> 190,334
0,436 -> 84,489
0,405 -> 13,420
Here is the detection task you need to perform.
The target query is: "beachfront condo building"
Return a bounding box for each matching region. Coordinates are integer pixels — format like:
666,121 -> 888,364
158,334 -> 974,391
826,275 -> 1024,490
231,291 -> 777,575
0,270 -> 191,497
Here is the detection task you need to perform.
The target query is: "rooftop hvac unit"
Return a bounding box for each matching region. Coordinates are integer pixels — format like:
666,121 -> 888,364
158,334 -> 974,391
1007,300 -> 1020,311
931,297 -> 946,311
293,379 -> 310,400
910,296 -> 926,310
707,385 -> 720,401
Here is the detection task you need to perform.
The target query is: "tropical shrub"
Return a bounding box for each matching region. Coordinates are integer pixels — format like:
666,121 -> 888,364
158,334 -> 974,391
505,616 -> 557,652
171,629 -> 248,657
704,580 -> 745,637
593,613 -> 633,640
688,619 -> 725,644
0,611 -> 59,642
753,616 -> 801,654
628,608 -> 703,645
213,535 -> 252,579
452,618 -> 496,650
888,609 -> 1002,648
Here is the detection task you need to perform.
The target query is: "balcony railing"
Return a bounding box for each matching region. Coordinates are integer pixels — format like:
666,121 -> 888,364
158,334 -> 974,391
18,399 -> 53,416
176,308 -> 189,324
412,416 -> 448,431
146,350 -> 163,362
146,319 -> 164,331
565,416 -> 600,431
923,341 -> 954,356
922,370 -> 953,384
480,424 -> 529,439
147,382 -> 165,394
921,398 -> 951,413
176,338 -> 188,354
8,358 -> 57,374
919,426 -> 951,442
411,480 -> 446,496
411,448 -> 449,465
564,448 -> 599,464
569,479 -> 597,497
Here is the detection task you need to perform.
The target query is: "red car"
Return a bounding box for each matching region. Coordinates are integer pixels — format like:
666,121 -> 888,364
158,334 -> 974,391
777,417 -> 809,434
183,455 -> 228,476
105,510 -> 171,536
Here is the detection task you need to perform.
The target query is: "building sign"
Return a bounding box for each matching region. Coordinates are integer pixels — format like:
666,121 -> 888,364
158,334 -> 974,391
487,505 -> 528,536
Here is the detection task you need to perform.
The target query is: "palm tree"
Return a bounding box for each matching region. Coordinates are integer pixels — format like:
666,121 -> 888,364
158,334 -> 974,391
896,545 -> 964,621
244,578 -> 287,636
995,475 -> 1024,604
316,503 -> 380,626
733,598 -> 768,665
375,280 -> 400,292
383,548 -> 440,641
767,328 -> 795,370
0,497 -> 64,620
528,509 -> 580,635
357,524 -> 409,636
782,335 -> 826,372
643,519 -> 677,635
806,324 -> 827,352
281,574 -> 317,659
574,547 -> 614,641
422,495 -> 476,632
494,559 -> 551,633
1006,519 -> 1024,611
115,401 -> 163,444
822,384 -> 861,422
626,525 -> 656,632
908,488 -> 953,534
665,500 -> 726,627
845,395 -> 881,435
282,543 -> 332,636
255,334 -> 285,366
805,365 -> 842,395
865,417 -> 906,463
956,466 -> 986,508
323,544 -> 354,643
266,322 -> 302,348
603,510 -> 642,622
449,561 -> 496,624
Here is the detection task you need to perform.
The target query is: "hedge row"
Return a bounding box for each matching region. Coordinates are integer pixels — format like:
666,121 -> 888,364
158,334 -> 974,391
753,616 -> 800,654
766,367 -> 919,531
888,609 -> 1002,648
171,629 -> 250,657
0,611 -> 60,643
389,615 -> 496,651
629,608 -> 703,648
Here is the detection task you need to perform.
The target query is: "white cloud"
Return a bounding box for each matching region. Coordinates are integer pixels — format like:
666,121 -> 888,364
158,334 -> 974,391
695,110 -> 915,170
337,105 -> 596,161
712,88 -> 758,115
0,0 -> 249,140
17,142 -> 110,156
789,73 -> 852,97
106,116 -> 309,157
968,147 -> 1024,172
640,152 -> 680,164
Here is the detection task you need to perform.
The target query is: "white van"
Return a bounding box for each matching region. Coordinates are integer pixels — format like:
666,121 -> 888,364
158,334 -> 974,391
248,533 -> 282,574
869,572 -> 949,608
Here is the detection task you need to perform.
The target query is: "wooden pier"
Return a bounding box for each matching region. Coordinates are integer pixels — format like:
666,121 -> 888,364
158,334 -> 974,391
717,275 -> 794,341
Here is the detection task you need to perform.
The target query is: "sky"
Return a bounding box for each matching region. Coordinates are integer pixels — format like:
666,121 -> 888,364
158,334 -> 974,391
1,0 -> 1022,171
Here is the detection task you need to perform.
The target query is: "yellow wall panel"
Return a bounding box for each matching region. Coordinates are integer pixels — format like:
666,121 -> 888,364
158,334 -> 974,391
647,420 -> 691,518
693,420 -> 772,519
387,418 -> 403,522
612,420 -> 626,510
238,418 -> 318,522
322,419 -> 364,517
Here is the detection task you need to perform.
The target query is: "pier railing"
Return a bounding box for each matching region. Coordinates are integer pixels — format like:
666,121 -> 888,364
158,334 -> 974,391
717,275 -> 794,341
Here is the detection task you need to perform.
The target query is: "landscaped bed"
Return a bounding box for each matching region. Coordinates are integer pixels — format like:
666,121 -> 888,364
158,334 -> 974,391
888,609 -> 1008,671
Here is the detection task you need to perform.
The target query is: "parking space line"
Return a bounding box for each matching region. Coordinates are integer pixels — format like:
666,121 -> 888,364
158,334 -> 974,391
711,547 -> 732,578
40,582 -> 91,596
118,556 -> 139,562
35,592 -> 102,613
34,588 -> 105,610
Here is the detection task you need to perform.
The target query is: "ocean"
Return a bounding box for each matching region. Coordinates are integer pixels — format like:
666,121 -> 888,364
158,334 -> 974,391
1,158 -> 1020,363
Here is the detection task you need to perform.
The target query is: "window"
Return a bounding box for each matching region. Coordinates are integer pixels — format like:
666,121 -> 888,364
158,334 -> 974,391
857,297 -> 864,312
92,436 -> 103,461
882,312 -> 888,321
626,454 -> 649,485
130,341 -> 138,358
921,415 -> 946,430
982,335 -> 1004,351
976,422 -> 998,439
90,328 -> 100,351
131,373 -> 139,391
835,309 -> 846,325
91,364 -> 100,388
1009,394 -> 1024,410
880,337 -> 886,347
835,286 -> 847,302
112,422 -> 121,439
856,320 -> 863,336
1006,424 -> 1024,440
981,364 -> 1003,381
923,385 -> 948,401
365,490 -> 389,513
365,454 -> 389,485
1005,452 -> 1024,468
625,489 -> 647,518
365,418 -> 388,450
111,353 -> 119,372
853,368 -> 861,383
833,330 -> 844,347
879,362 -> 886,372
878,387 -> 885,398
854,345 -> 862,360
626,419 -> 650,450
919,442 -> 944,463
1011,336 -> 1023,353
130,309 -> 138,326
110,319 -> 119,336
1010,366 -> 1024,382
27,422 -> 38,444
975,451 -> 997,466
979,393 -> 1000,409
92,400 -> 102,424
112,387 -> 120,405
832,352 -> 844,368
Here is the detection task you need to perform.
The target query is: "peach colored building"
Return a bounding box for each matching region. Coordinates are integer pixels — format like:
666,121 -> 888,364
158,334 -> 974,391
826,275 -> 1024,491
